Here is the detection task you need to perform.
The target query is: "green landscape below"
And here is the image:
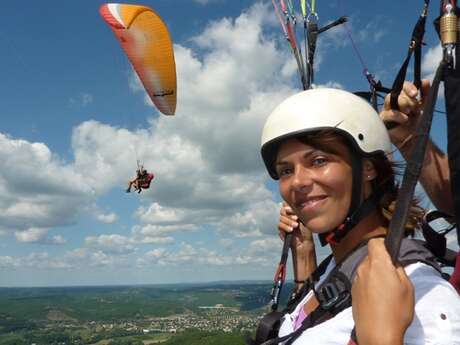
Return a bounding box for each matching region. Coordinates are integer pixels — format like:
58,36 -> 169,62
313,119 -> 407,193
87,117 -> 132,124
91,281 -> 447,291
0,282 -> 295,345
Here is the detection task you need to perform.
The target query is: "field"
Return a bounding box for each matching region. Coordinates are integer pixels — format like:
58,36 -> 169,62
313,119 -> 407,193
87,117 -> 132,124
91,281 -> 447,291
0,282 -> 294,345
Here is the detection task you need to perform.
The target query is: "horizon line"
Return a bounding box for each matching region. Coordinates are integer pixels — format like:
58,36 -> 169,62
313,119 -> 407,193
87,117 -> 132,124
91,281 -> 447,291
0,279 -> 278,289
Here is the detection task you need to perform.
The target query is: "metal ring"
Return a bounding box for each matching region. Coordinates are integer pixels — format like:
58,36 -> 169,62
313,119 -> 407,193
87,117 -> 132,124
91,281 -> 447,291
306,12 -> 319,23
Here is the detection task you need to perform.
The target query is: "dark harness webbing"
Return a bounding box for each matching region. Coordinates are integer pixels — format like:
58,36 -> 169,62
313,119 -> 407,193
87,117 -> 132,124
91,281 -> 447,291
385,61 -> 445,262
441,5 -> 460,294
389,1 -> 429,112
249,238 -> 442,345
305,16 -> 347,90
422,210 -> 458,266
444,68 -> 460,247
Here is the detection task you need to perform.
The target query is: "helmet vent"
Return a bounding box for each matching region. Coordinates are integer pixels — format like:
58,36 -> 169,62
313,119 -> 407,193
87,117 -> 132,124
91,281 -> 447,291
358,133 -> 364,141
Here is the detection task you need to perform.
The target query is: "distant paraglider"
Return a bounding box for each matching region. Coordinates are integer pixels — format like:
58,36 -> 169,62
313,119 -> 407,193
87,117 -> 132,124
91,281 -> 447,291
126,164 -> 154,194
99,3 -> 177,115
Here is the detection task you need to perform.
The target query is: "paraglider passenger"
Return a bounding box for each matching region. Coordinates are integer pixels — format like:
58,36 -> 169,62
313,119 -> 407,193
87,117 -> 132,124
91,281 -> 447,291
126,166 -> 154,194
126,169 -> 142,193
261,88 -> 460,345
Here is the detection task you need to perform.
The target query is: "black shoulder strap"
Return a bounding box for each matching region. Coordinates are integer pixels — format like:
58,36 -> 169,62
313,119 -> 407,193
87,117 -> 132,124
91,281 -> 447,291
252,237 -> 442,345
389,1 -> 429,113
251,254 -> 333,345
398,238 -> 443,273
272,242 -> 370,345
284,238 -> 442,345
251,311 -> 285,345
287,254 -> 334,310
251,242 -> 369,345
444,63 -> 460,247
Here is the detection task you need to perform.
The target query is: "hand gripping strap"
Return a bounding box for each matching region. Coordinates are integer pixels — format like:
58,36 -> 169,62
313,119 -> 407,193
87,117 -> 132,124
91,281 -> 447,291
389,4 -> 428,112
251,238 -> 442,345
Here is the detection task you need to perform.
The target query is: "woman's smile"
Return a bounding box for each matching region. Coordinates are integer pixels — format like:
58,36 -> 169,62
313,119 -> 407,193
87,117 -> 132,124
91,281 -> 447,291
294,194 -> 328,213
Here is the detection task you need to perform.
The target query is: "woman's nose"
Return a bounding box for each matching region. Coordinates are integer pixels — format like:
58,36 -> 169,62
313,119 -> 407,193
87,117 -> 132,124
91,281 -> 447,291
291,166 -> 313,191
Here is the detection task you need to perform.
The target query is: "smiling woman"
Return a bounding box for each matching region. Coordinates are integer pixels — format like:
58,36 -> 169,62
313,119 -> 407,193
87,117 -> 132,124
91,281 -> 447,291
261,88 -> 400,247
276,135 -> 353,238
253,88 -> 460,345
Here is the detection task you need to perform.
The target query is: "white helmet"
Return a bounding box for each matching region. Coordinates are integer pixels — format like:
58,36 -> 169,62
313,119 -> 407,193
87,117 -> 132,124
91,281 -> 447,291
261,88 -> 392,179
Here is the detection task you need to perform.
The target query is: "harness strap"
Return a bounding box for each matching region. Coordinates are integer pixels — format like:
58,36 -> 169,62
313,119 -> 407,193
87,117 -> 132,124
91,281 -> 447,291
252,311 -> 285,345
254,253 -> 332,345
442,9 -> 460,294
354,79 -> 391,111
287,255 -> 333,309
385,60 -> 445,262
305,16 -> 347,89
444,68 -> 460,247
320,190 -> 382,246
422,210 -> 458,266
251,238 -> 442,345
388,1 -> 429,118
306,20 -> 318,89
255,238 -> 373,345
270,233 -> 293,312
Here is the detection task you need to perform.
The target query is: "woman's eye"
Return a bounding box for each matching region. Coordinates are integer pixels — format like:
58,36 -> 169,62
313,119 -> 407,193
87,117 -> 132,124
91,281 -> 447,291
278,167 -> 293,177
312,157 -> 327,166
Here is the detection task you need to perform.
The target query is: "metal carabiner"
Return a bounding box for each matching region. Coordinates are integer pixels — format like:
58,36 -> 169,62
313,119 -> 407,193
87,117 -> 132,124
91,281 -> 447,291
440,2 -> 457,68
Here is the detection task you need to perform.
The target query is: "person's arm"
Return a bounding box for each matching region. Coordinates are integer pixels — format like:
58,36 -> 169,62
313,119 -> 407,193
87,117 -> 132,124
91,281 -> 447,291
278,202 -> 317,290
380,80 -> 454,214
351,239 -> 414,345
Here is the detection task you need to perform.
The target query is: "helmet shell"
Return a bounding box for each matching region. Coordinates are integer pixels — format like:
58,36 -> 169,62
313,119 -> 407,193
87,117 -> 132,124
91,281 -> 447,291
261,88 -> 392,179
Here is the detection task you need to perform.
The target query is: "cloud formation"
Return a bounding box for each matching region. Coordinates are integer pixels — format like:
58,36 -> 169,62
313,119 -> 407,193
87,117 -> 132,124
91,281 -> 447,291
67,3 -> 294,244
1,2 -> 338,282
69,93 -> 94,107
96,212 -> 118,224
0,133 -> 92,239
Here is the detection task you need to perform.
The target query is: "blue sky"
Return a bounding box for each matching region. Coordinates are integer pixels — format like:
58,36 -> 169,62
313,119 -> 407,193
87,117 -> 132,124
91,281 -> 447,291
0,0 -> 450,286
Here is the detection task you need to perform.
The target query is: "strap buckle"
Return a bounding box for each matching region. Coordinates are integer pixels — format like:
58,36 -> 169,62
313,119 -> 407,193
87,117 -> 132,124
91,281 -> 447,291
316,282 -> 340,310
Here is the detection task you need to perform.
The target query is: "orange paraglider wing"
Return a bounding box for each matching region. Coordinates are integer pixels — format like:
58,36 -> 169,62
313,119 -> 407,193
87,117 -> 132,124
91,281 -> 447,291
100,3 -> 177,115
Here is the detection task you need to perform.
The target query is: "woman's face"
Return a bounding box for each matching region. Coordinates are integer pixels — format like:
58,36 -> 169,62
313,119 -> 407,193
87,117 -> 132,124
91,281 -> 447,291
276,137 -> 354,234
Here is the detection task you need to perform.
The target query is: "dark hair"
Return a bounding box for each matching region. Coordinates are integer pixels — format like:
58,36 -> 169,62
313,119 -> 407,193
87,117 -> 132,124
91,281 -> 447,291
368,154 -> 423,234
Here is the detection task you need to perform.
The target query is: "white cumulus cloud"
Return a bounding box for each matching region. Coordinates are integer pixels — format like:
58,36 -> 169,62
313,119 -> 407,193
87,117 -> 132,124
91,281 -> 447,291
85,234 -> 136,255
0,133 -> 92,239
96,212 -> 118,224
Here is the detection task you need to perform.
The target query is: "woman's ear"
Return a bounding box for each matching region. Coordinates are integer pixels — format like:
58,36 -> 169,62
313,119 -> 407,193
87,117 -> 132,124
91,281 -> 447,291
362,159 -> 377,181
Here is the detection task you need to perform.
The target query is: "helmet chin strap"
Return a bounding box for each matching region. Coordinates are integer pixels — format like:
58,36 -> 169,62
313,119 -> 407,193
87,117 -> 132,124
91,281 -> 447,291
318,153 -> 381,246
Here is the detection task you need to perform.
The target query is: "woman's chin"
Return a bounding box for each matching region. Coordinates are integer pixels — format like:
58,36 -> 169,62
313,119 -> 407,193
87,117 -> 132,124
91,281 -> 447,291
303,219 -> 340,234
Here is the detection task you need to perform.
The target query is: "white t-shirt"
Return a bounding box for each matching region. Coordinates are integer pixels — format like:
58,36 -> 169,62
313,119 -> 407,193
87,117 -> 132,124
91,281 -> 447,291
278,260 -> 460,345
